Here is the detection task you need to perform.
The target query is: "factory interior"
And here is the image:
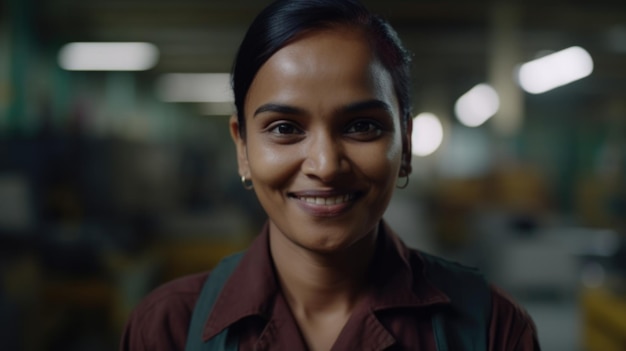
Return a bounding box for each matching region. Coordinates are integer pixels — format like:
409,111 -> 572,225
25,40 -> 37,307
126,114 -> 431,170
1,0 -> 626,350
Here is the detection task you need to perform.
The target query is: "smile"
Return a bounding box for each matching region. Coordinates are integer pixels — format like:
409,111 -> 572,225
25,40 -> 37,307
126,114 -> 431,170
297,194 -> 354,205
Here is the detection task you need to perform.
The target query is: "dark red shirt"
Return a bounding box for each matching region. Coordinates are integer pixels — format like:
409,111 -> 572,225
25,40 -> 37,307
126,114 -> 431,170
121,222 -> 540,350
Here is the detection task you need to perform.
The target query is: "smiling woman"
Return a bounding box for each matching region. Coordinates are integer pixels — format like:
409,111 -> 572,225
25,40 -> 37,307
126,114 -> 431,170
236,26 -> 403,255
120,1 -> 541,351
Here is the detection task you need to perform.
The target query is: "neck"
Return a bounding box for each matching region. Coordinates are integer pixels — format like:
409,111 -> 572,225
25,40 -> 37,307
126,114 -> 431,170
269,223 -> 378,317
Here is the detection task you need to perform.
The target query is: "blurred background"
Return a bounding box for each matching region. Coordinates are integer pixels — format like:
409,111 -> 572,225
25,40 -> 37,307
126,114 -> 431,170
1,0 -> 625,350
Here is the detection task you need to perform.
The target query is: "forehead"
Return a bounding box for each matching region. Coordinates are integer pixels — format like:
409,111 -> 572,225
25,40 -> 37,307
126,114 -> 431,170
245,26 -> 398,115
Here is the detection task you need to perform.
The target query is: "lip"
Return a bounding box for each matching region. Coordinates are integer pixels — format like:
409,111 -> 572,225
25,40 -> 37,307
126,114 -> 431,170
288,190 -> 360,217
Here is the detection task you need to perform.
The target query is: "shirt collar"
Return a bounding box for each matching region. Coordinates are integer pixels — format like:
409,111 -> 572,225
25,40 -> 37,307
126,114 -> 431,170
367,221 -> 450,311
202,221 -> 277,341
202,220 -> 450,341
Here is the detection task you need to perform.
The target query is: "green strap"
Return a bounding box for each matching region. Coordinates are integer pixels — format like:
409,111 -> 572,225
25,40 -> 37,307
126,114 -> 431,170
432,312 -> 450,351
422,253 -> 492,351
184,252 -> 244,351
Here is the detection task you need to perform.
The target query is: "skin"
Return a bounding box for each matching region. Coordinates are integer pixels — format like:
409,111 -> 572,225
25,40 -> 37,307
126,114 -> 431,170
230,26 -> 412,351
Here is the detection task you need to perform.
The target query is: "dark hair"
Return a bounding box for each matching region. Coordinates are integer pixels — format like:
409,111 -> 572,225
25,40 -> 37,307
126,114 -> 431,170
232,0 -> 412,138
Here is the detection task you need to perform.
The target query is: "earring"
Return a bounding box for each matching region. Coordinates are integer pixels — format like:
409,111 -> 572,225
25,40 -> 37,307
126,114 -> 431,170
241,176 -> 254,190
396,168 -> 409,189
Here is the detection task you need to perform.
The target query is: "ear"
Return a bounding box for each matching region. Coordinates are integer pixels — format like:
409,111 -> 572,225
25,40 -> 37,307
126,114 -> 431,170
229,115 -> 250,179
400,116 -> 413,177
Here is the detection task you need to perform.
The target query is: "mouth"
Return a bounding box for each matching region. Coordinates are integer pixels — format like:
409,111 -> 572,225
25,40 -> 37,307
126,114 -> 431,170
295,194 -> 355,205
287,191 -> 360,216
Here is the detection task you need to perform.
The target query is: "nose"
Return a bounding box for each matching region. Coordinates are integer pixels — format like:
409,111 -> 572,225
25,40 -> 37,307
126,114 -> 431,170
302,132 -> 349,182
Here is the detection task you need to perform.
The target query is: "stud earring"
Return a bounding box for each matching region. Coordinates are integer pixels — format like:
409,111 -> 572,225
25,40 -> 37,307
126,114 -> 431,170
241,176 -> 254,190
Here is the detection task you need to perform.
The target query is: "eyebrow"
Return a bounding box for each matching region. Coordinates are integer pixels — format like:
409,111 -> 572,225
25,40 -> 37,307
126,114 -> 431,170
253,99 -> 393,117
253,103 -> 304,117
341,99 -> 394,115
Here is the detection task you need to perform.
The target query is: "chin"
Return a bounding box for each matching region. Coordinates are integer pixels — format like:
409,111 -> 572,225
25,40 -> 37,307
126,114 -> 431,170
295,227 -> 372,254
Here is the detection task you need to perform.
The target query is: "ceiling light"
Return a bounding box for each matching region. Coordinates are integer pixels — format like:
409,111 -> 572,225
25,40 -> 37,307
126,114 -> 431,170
517,46 -> 593,94
412,113 -> 444,157
58,42 -> 159,71
156,73 -> 233,103
454,84 -> 500,128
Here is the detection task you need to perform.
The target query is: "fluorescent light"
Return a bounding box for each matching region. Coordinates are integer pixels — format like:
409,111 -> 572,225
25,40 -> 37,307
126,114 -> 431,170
411,112 -> 443,157
517,46 -> 593,94
156,73 -> 233,103
454,84 -> 500,127
58,42 -> 159,71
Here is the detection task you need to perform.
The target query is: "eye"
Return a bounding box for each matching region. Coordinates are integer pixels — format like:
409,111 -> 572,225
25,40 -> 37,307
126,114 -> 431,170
345,120 -> 382,138
262,119 -> 305,144
268,122 -> 304,136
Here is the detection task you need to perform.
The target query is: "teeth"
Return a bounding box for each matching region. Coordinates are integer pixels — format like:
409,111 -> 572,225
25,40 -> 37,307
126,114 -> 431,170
300,194 -> 352,205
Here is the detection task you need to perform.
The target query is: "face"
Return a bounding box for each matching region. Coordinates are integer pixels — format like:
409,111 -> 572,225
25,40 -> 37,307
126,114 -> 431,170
230,26 -> 410,254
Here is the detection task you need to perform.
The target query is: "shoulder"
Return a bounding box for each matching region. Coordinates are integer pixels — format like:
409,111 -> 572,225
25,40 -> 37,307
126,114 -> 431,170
120,272 -> 209,351
412,250 -> 487,295
409,250 -> 540,350
488,285 -> 541,351
131,272 -> 208,322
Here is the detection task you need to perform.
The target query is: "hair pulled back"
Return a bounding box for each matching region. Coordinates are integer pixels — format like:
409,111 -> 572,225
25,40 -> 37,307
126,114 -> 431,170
232,0 -> 412,138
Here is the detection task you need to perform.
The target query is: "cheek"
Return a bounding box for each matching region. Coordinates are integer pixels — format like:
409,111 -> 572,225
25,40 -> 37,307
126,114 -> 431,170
350,138 -> 403,182
246,141 -> 300,188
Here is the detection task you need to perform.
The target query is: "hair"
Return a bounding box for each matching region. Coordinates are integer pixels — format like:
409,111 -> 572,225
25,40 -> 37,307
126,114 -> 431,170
231,0 -> 413,139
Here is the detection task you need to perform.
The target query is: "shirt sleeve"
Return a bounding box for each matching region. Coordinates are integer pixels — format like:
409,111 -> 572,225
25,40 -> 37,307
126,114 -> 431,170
488,285 -> 542,351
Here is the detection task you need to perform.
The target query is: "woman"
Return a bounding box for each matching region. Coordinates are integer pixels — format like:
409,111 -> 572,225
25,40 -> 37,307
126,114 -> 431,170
121,0 -> 540,350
